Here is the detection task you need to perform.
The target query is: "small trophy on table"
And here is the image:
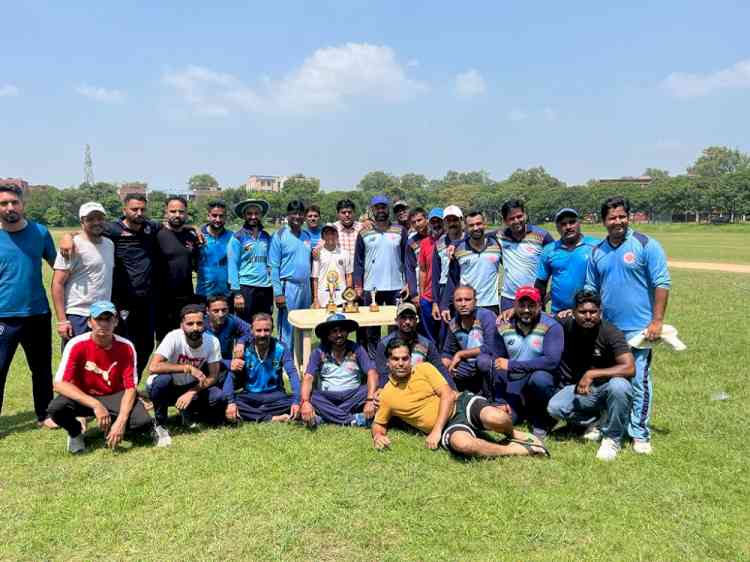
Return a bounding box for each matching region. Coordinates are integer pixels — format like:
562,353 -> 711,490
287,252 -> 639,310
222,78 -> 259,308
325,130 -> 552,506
369,289 -> 379,312
325,271 -> 339,313
342,287 -> 359,313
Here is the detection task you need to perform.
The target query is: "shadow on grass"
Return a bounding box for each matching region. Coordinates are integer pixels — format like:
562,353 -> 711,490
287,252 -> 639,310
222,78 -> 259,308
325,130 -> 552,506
0,410 -> 39,438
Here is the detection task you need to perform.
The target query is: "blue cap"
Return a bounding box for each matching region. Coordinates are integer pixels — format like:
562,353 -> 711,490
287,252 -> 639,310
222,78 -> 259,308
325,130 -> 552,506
90,300 -> 117,318
554,208 -> 579,223
428,208 -> 444,220
370,194 -> 390,207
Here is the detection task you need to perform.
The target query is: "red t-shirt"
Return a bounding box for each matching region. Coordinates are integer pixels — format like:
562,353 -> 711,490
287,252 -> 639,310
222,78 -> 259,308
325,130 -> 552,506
55,333 -> 137,396
418,235 -> 438,301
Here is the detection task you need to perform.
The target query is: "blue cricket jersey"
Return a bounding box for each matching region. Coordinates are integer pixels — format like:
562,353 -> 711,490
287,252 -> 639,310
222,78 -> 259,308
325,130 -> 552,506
496,225 -> 554,300
305,340 -> 373,392
536,235 -> 600,312
223,337 -> 301,402
204,313 -> 251,370
353,223 -> 410,293
227,227 -> 272,290
305,226 -> 322,247
196,225 -> 233,297
269,226 -> 312,296
483,313 -> 563,375
443,236 -> 503,309
0,221 -> 56,317
443,307 -> 498,359
584,229 -> 671,332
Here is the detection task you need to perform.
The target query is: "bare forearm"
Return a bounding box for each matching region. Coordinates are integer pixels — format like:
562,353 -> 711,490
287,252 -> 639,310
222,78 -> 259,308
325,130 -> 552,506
149,360 -> 192,375
116,388 -> 137,423
431,389 -> 455,435
51,276 -> 68,321
653,288 -> 669,321
301,374 -> 314,402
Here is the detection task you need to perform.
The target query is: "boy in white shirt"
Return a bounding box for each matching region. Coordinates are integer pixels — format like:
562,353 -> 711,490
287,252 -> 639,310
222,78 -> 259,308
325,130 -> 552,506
312,224 -> 353,309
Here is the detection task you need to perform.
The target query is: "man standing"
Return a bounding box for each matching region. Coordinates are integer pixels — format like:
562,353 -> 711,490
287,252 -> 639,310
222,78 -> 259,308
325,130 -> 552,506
415,208 -> 443,343
353,195 -> 414,355
393,200 -> 411,231
196,201 -> 233,302
155,196 -> 200,340
372,338 -> 548,457
304,205 -> 323,247
441,286 -> 497,398
269,200 -> 313,353
0,185 -> 56,426
147,304 -> 224,427
203,295 -> 250,374
535,208 -> 599,314
495,200 -> 554,311
228,199 -> 273,322
547,290 -> 634,461
585,196 -> 671,455
52,202 -> 114,346
47,301 -> 171,452
442,211 -> 503,316
300,314 -> 378,427
374,303 -> 453,388
223,313 -> 301,423
430,205 -> 464,345
332,199 -> 363,261
485,286 -> 562,438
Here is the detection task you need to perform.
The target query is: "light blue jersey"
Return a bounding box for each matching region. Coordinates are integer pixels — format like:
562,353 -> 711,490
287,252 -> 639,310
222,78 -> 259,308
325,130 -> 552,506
227,227 -> 272,290
196,225 -> 233,297
537,235 -> 599,312
497,225 -> 554,300
584,229 -> 671,332
444,237 -> 503,308
353,223 -> 408,292
269,226 -> 312,297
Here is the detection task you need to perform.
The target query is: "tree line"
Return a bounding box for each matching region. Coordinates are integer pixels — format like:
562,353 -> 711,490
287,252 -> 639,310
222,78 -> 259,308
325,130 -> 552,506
22,145 -> 750,227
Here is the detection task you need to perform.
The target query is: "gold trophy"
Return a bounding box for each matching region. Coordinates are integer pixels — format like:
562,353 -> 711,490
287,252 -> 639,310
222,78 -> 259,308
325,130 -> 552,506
342,287 -> 359,313
325,271 -> 339,313
369,289 -> 379,312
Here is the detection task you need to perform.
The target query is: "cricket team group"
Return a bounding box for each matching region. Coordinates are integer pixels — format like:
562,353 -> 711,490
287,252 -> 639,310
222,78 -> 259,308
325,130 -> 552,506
0,183 -> 671,461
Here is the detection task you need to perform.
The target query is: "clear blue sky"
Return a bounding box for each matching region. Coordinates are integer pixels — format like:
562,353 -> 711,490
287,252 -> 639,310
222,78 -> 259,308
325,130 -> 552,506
1,1 -> 748,191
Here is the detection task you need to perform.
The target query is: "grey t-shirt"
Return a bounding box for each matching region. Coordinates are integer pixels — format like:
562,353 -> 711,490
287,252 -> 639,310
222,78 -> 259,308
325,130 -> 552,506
53,235 -> 115,316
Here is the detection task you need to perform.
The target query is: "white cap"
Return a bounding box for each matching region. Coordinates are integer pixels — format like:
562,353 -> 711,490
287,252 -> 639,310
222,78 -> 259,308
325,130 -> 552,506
443,205 -> 463,219
78,201 -> 107,219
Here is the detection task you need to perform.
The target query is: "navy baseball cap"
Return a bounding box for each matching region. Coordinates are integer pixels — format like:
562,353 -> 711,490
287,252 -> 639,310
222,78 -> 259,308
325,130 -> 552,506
554,208 -> 579,223
370,194 -> 390,207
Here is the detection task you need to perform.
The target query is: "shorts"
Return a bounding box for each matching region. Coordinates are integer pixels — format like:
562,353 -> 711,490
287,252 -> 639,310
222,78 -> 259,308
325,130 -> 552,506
441,391 -> 489,450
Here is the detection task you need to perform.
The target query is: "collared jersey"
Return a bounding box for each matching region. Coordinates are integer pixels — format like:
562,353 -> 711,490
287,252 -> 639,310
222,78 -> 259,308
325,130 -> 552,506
486,313 -> 563,375
305,226 -> 322,247
443,307 -> 497,358
269,226 -> 312,296
536,235 -> 600,312
431,233 -> 463,304
227,227 -> 272,290
56,333 -> 137,396
353,223 -> 409,292
496,225 -> 554,300
305,341 -> 373,392
104,219 -> 160,300
196,225 -> 233,297
229,337 -> 300,400
584,229 -> 671,332
444,236 -> 503,308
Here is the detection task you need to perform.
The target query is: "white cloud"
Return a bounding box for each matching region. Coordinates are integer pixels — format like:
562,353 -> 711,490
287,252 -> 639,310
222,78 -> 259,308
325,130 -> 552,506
662,58 -> 750,98
163,42 -> 426,116
0,84 -> 20,97
76,84 -> 125,103
508,108 -> 527,122
455,69 -> 486,98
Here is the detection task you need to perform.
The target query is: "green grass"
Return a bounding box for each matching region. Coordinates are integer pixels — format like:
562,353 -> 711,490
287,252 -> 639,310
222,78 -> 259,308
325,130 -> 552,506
1,234 -> 748,561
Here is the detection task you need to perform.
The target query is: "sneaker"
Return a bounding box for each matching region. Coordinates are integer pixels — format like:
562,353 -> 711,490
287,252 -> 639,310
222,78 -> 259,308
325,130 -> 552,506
531,427 -> 548,440
67,433 -> 86,454
583,423 -> 602,442
596,437 -> 620,461
152,424 -> 172,448
632,438 -> 653,455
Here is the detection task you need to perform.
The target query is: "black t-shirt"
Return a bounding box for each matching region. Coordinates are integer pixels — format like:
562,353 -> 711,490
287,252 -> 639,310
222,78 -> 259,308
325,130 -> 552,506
104,220 -> 161,301
558,316 -> 631,386
155,227 -> 199,298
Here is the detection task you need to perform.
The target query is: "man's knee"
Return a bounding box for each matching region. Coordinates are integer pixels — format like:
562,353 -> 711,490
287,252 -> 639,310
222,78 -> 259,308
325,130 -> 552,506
448,430 -> 479,455
607,377 -> 633,400
528,370 -> 555,389
47,395 -> 73,419
147,374 -> 173,397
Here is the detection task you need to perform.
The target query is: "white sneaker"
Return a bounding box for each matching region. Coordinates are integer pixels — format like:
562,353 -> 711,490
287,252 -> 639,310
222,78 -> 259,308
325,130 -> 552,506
582,423 -> 602,442
632,438 -> 652,455
152,424 -> 172,448
596,437 -> 620,461
67,433 -> 86,454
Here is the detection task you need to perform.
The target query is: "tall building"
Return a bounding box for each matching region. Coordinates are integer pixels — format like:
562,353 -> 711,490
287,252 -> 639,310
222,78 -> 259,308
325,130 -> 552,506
0,178 -> 29,196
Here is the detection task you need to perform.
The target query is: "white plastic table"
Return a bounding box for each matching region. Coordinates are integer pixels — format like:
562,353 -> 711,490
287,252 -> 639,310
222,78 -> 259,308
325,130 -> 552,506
287,306 -> 398,373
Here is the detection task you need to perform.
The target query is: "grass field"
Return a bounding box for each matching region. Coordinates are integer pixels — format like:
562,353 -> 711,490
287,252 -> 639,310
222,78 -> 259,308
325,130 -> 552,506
1,229 -> 749,561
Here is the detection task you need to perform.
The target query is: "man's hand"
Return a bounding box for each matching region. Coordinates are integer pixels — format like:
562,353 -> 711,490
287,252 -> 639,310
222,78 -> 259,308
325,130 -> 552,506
311,246 -> 321,260
363,400 -> 376,419
576,372 -> 593,395
494,357 -> 509,371
425,430 -> 441,450
226,403 -> 239,422
431,303 -> 441,321
230,358 -> 245,372
556,308 -> 573,319
645,319 -> 664,341
93,402 -> 111,434
500,308 -> 514,322
58,233 -> 76,259
233,294 -> 245,313
106,419 -> 126,449
194,230 -> 206,246
189,366 -> 206,386
448,354 -> 462,374
373,434 -> 391,450
290,403 -> 300,420
446,245 -> 456,260
410,294 -> 419,305
300,401 -> 316,424
175,390 -> 197,410
441,310 -> 451,323
56,320 -> 73,339
275,295 -> 286,309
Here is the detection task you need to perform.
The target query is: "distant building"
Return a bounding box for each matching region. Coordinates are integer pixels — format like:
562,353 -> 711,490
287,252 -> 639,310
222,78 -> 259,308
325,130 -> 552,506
245,175 -> 288,193
117,182 -> 148,201
190,185 -> 223,200
596,176 -> 654,186
0,177 -> 29,196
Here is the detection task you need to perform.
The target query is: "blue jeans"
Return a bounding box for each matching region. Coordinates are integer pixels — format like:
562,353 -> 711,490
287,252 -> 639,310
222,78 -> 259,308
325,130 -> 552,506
623,331 -> 654,441
547,377 -> 633,442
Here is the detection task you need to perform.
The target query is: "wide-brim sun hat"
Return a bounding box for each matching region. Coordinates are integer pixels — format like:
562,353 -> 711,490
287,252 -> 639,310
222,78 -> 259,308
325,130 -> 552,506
314,313 -> 360,339
235,199 -> 270,219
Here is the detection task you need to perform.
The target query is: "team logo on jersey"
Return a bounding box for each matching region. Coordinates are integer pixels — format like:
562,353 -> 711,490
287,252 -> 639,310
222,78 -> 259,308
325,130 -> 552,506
531,338 -> 543,349
524,244 -> 538,255
338,259 -> 344,266
485,254 -> 499,263
623,252 -> 636,264
593,348 -> 602,357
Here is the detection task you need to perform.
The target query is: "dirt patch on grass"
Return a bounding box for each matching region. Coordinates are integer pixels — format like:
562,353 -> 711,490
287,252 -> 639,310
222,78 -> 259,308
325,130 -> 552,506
669,261 -> 750,274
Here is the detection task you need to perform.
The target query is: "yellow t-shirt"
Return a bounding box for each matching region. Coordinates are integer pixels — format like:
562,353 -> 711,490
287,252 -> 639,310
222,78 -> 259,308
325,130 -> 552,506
374,362 -> 451,434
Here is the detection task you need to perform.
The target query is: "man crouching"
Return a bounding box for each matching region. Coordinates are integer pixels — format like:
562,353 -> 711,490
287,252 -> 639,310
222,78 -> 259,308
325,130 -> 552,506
371,338 -> 549,457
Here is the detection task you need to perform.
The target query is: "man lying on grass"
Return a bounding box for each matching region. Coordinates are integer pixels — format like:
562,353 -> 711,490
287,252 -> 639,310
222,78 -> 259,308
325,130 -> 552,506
371,338 -> 549,458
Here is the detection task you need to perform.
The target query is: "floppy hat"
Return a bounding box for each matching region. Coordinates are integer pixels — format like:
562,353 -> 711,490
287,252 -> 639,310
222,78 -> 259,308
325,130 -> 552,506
314,312 -> 360,340
627,324 -> 686,351
235,199 -> 270,218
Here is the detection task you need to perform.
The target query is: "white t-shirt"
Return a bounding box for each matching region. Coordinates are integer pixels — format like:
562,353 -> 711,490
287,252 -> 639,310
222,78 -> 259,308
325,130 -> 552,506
312,246 -> 353,306
154,329 -> 221,370
53,235 -> 114,317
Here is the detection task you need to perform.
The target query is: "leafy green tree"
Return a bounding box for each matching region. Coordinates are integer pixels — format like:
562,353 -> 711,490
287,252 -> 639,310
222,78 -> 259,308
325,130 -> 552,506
643,168 -> 670,179
188,174 -> 219,190
688,146 -> 750,177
